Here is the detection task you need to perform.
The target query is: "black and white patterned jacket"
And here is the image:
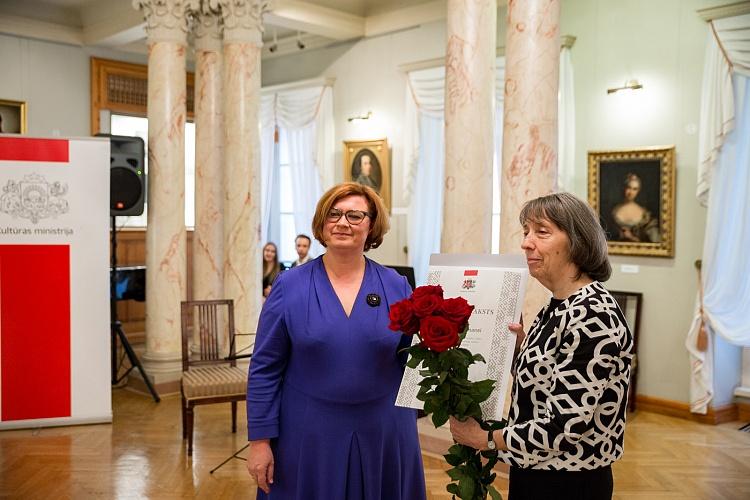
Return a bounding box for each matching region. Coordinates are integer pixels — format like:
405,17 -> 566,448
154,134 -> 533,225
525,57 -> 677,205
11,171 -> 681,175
498,281 -> 633,470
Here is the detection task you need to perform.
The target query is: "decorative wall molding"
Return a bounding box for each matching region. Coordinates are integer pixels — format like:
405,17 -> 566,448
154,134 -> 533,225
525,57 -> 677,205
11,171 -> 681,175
697,1 -> 750,22
218,0 -> 270,44
132,0 -> 195,44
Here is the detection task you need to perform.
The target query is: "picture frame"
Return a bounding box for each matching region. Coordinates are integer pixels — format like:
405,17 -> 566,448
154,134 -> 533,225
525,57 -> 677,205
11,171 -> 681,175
343,138 -> 390,211
588,146 -> 676,257
0,99 -> 27,134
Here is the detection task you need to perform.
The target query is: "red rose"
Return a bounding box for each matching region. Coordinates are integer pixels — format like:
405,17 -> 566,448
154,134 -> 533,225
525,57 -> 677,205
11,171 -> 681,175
438,297 -> 474,330
419,316 -> 460,352
412,294 -> 442,318
411,285 -> 444,300
389,299 -> 420,335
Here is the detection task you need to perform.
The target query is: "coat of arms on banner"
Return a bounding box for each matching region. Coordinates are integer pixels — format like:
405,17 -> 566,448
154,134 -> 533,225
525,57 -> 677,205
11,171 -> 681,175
0,174 -> 69,224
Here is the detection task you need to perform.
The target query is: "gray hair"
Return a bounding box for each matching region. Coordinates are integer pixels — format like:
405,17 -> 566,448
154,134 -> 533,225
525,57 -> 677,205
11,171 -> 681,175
519,192 -> 612,282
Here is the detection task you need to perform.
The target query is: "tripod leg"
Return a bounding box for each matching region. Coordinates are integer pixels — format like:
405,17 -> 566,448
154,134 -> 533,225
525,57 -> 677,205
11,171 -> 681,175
209,443 -> 250,474
111,326 -> 118,385
115,324 -> 161,402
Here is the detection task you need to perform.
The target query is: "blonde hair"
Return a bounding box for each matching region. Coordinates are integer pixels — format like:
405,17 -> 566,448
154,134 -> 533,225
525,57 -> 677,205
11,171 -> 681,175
312,182 -> 390,252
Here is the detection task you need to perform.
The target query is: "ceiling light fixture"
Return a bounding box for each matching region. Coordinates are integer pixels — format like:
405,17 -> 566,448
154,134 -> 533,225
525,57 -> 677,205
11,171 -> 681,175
607,79 -> 643,94
269,29 -> 278,53
347,111 -> 372,122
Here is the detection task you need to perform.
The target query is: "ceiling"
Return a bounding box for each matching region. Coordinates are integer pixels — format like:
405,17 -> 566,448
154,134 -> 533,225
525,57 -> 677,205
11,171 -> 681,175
0,0 -> 447,59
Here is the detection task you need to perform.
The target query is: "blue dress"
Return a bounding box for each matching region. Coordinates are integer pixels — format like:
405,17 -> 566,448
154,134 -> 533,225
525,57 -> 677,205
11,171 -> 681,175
247,256 -> 426,500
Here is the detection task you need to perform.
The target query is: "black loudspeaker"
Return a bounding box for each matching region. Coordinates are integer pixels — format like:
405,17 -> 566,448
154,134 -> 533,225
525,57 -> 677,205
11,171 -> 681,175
102,134 -> 146,216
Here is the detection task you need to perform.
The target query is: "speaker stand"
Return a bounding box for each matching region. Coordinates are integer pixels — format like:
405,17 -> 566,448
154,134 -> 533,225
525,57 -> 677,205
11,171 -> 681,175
111,216 -> 160,403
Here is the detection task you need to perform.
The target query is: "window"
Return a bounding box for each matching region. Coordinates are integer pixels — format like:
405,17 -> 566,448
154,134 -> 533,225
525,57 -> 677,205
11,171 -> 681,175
110,114 -> 196,227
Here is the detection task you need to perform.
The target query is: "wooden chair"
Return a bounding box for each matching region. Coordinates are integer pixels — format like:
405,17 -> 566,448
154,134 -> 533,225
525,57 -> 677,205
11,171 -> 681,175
180,299 -> 247,456
610,290 -> 643,412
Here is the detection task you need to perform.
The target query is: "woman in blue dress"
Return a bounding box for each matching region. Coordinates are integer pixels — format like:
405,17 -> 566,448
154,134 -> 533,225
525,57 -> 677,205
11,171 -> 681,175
246,182 -> 426,500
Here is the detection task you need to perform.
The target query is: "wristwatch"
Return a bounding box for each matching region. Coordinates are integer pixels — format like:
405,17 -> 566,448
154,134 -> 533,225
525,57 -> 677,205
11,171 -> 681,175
487,430 -> 497,451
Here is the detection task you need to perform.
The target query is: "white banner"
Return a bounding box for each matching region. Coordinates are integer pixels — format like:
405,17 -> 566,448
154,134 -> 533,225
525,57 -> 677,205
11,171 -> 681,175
0,135 -> 111,429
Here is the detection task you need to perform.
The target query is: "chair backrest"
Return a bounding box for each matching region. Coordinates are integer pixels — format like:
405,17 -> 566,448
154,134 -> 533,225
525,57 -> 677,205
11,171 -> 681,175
609,290 -> 642,344
608,290 -> 642,412
386,265 -> 416,290
180,299 -> 236,372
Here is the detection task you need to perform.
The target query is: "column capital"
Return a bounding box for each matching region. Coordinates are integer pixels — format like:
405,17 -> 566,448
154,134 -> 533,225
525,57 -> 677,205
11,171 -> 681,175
219,0 -> 270,45
193,3 -> 223,52
132,0 -> 197,44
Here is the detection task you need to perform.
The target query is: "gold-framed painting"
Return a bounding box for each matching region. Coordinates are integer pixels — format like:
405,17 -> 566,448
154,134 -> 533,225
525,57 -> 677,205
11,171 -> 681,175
0,99 -> 27,134
343,138 -> 390,211
588,146 -> 676,257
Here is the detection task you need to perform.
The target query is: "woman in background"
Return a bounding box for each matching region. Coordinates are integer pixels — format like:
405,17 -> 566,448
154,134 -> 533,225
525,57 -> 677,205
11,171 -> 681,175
262,242 -> 284,299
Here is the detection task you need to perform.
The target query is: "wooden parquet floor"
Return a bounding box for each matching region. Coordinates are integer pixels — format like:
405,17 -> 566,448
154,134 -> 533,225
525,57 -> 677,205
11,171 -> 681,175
1,389 -> 749,499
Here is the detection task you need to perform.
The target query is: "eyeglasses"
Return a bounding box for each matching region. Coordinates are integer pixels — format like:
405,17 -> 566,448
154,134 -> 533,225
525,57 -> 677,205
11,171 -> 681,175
326,208 -> 371,225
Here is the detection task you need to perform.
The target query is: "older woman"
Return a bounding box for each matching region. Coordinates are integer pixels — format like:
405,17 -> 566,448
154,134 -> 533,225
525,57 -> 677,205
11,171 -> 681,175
246,183 -> 426,500
450,192 -> 633,500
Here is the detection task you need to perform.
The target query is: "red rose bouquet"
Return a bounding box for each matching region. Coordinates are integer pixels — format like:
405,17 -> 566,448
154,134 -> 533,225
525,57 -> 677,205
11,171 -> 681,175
389,285 -> 505,500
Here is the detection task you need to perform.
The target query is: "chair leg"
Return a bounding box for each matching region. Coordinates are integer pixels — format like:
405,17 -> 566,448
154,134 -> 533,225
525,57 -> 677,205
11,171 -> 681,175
187,403 -> 194,456
181,396 -> 187,439
231,401 -> 237,433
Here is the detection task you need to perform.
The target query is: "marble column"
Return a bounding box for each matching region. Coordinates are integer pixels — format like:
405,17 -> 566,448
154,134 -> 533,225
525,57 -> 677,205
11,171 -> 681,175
193,9 -> 224,304
441,0 -> 497,253
500,0 -> 560,320
220,0 -> 268,349
133,0 -> 191,390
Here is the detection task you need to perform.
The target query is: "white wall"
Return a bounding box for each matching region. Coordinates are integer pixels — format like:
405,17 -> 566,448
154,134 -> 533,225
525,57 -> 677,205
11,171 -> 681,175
0,34 -> 149,137
560,0 -> 735,403
0,34 -> 89,137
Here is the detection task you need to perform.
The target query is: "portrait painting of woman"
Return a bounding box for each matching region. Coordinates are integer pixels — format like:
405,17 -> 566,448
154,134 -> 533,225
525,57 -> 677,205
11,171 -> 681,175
588,147 -> 675,257
610,173 -> 660,243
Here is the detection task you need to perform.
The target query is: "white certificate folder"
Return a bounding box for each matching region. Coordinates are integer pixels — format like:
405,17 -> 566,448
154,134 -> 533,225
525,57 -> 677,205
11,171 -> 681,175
395,254 -> 529,420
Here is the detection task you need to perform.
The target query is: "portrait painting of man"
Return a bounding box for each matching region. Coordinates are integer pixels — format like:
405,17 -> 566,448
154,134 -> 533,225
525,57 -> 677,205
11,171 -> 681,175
343,138 -> 390,211
0,100 -> 27,134
351,149 -> 382,192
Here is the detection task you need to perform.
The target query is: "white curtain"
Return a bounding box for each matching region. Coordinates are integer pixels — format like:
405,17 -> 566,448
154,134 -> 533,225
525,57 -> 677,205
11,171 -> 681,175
697,14 -> 750,205
558,47 -> 576,191
404,66 -> 448,285
259,84 -> 333,257
260,95 -> 277,245
404,62 -> 507,285
702,73 -> 750,345
689,14 -> 750,412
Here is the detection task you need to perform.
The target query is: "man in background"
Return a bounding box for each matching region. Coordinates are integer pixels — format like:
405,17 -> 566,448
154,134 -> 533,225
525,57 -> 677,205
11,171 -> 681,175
291,234 -> 312,267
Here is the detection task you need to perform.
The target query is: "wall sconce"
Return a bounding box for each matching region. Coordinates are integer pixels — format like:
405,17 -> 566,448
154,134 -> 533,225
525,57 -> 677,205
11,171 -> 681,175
347,111 -> 372,122
296,31 -> 305,50
607,79 -> 643,95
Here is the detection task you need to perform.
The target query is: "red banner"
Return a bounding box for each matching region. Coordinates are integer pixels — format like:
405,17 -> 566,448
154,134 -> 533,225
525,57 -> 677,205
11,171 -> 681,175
0,245 -> 71,421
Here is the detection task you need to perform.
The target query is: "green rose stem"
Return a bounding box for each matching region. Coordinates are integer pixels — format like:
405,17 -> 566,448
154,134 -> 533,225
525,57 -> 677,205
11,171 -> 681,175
405,324 -> 506,500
